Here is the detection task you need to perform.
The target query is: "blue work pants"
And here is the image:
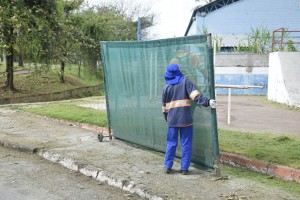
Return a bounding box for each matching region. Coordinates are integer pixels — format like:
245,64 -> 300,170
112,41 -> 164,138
164,126 -> 193,170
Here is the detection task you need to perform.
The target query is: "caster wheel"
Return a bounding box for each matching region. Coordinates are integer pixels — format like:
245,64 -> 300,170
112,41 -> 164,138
98,133 -> 103,142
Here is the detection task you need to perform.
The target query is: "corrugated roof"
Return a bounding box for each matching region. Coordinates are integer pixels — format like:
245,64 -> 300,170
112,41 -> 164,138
213,34 -> 248,47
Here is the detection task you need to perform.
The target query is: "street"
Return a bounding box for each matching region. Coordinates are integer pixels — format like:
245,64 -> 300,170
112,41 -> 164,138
0,146 -> 140,200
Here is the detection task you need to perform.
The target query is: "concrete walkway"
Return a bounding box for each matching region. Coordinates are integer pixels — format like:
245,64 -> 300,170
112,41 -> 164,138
216,95 -> 300,137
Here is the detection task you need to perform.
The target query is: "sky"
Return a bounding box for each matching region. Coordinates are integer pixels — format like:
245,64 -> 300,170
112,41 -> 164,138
85,0 -> 198,39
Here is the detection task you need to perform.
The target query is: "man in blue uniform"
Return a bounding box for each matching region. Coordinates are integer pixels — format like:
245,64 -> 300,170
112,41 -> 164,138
162,63 -> 216,175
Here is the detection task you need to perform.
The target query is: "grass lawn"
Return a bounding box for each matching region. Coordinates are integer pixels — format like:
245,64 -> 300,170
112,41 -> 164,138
219,129 -> 300,169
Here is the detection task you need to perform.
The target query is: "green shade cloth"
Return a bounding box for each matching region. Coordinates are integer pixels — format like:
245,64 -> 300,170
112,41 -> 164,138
101,35 -> 219,168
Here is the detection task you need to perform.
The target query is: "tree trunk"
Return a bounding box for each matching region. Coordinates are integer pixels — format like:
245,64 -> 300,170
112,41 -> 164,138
6,47 -> 15,91
18,50 -> 24,67
5,27 -> 15,91
91,59 -> 97,74
78,60 -> 81,77
60,60 -> 65,83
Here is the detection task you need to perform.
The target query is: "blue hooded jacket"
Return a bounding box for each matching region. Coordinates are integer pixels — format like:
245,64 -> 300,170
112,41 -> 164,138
162,64 -> 210,127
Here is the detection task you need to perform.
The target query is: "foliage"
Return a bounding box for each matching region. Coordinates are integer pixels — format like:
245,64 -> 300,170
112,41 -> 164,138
286,39 -> 297,52
213,35 -> 222,53
22,0 -> 57,65
0,0 -> 56,59
65,64 -> 102,86
0,0 -> 57,89
73,1 -> 155,77
247,26 -> 271,54
75,5 -> 137,74
232,26 -> 273,54
50,0 -> 85,83
0,0 -> 156,90
202,26 -> 208,35
100,0 -> 156,40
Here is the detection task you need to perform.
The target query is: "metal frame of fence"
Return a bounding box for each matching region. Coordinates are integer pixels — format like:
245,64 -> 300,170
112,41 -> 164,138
272,28 -> 300,52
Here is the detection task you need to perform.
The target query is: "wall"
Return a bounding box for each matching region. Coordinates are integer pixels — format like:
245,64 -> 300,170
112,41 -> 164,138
215,54 -> 268,95
268,52 -> 300,107
215,54 -> 268,67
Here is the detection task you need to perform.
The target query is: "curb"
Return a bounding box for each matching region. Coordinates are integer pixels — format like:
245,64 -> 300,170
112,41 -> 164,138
0,140 -> 39,154
34,115 -> 300,184
221,152 -> 300,183
39,150 -> 163,200
0,140 -> 163,200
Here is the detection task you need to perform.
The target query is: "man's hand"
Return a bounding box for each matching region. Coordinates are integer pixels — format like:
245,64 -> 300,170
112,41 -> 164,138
209,99 -> 217,109
163,112 -> 168,122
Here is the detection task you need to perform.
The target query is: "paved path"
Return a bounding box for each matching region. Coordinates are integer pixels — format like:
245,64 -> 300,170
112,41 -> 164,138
216,95 -> 300,137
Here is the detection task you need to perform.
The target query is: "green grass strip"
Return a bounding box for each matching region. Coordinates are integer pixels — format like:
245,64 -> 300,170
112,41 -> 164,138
19,103 -> 108,128
219,129 -> 300,169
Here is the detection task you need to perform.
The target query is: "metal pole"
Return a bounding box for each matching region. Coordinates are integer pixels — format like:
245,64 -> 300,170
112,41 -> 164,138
149,52 -> 153,99
280,28 -> 284,51
227,88 -> 231,125
206,33 -> 212,48
272,30 -> 275,52
213,36 -> 216,66
137,17 -> 141,41
213,37 -> 217,99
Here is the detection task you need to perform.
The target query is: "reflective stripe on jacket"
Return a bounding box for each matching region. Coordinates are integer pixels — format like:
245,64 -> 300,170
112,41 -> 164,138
162,78 -> 209,127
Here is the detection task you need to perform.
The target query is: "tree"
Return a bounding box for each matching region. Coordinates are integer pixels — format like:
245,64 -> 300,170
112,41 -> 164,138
0,0 -> 157,90
50,0 -> 84,83
0,0 -> 17,90
0,0 -> 56,90
102,0 -> 156,40
74,5 -> 137,76
73,1 -> 156,77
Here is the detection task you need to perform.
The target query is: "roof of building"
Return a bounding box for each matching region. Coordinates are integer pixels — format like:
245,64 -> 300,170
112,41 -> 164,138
184,0 -> 241,36
213,34 -> 248,47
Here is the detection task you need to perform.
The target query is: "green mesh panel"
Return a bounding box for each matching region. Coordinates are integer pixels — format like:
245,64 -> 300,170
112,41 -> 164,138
101,35 -> 219,168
